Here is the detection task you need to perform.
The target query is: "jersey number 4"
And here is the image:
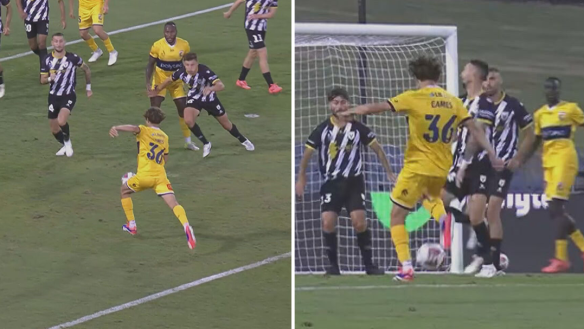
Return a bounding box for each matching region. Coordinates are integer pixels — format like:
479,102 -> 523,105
423,114 -> 456,143
147,142 -> 165,164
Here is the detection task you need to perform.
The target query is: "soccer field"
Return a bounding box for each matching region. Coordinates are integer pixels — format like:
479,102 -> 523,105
0,1 -> 291,328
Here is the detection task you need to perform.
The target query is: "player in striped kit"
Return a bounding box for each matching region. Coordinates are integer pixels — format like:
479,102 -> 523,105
0,0 -> 12,98
16,0 -> 67,73
40,33 -> 92,157
223,0 -> 282,94
296,87 -> 394,275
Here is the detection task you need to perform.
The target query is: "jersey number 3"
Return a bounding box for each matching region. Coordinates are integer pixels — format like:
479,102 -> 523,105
423,114 -> 456,143
147,142 -> 165,164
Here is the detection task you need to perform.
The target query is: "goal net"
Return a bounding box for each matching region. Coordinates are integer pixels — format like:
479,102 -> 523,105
295,23 -> 463,274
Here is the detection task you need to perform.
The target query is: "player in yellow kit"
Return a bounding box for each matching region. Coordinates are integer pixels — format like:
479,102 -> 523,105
69,0 -> 117,65
510,77 -> 584,273
145,22 -> 210,154
345,56 -> 502,281
109,107 -> 197,250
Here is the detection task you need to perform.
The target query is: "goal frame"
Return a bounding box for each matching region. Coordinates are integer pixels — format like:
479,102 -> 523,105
294,23 -> 464,274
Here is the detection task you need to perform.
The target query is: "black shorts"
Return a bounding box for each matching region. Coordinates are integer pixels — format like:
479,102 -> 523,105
24,20 -> 49,39
320,176 -> 366,214
487,168 -> 513,198
186,97 -> 226,117
444,157 -> 493,200
246,29 -> 266,49
48,93 -> 76,119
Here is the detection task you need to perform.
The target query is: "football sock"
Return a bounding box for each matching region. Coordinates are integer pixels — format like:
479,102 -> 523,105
32,48 -> 40,56
172,205 -> 189,226
53,131 -> 64,144
473,222 -> 492,264
491,238 -> 502,270
85,38 -> 99,52
323,231 -> 339,268
121,198 -> 135,221
569,230 -> 584,252
189,123 -> 209,145
60,123 -> 70,141
356,229 -> 373,268
178,117 -> 191,139
229,124 -> 247,143
390,224 -> 411,264
555,239 -> 568,261
0,71 -> 4,84
446,206 -> 470,224
423,198 -> 446,222
263,72 -> 274,86
103,37 -> 115,53
239,66 -> 250,81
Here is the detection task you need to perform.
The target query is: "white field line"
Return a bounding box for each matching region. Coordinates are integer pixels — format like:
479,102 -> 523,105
48,253 -> 291,329
0,3 -> 233,62
296,282 -> 584,291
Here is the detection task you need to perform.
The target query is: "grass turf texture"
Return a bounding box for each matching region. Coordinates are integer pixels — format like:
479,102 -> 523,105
0,1 -> 291,328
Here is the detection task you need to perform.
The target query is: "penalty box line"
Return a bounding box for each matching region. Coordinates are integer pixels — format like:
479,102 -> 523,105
0,3 -> 233,62
47,253 -> 291,329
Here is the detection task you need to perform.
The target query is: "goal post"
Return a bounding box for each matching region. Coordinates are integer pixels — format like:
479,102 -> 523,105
294,23 -> 464,274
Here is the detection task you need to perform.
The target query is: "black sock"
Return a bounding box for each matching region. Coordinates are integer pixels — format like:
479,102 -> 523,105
446,206 -> 470,224
323,231 -> 339,268
239,66 -> 250,81
262,72 -> 274,86
53,131 -> 64,144
0,71 -> 4,85
473,222 -> 492,264
188,123 -> 209,145
229,124 -> 247,143
32,48 -> 40,56
491,238 -> 502,270
60,123 -> 70,142
356,229 -> 373,268
39,48 -> 48,68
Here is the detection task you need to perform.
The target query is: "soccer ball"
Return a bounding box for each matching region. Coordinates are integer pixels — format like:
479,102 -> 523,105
121,172 -> 135,184
500,253 -> 509,270
416,243 -> 446,270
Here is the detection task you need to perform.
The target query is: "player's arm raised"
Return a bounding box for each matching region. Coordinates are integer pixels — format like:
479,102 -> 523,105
109,125 -> 140,137
347,101 -> 392,116
58,0 -> 66,29
80,62 -> 92,97
295,146 -> 314,199
369,141 -> 396,183
4,1 -> 12,36
223,0 -> 244,19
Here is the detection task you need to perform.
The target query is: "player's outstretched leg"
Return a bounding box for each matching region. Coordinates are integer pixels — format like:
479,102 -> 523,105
422,197 -> 448,246
57,109 -> 73,157
236,50 -> 255,90
161,194 -> 196,250
215,114 -> 254,151
92,25 -> 118,66
390,204 -> 414,282
322,211 -> 340,275
0,64 -> 5,98
257,48 -> 282,94
174,98 -> 206,151
184,106 -> 212,157
350,210 -> 384,275
542,199 -> 584,273
120,184 -> 137,235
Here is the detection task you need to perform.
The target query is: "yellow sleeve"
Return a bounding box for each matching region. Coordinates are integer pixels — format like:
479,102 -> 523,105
571,104 -> 584,126
388,91 -> 412,113
534,111 -> 541,136
149,42 -> 159,59
136,125 -> 145,139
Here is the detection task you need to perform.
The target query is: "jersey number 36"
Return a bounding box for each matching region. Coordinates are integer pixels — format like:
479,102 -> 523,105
423,114 -> 456,143
147,142 -> 165,164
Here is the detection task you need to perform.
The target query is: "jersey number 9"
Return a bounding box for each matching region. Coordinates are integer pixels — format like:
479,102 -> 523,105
147,142 -> 165,164
423,114 -> 456,143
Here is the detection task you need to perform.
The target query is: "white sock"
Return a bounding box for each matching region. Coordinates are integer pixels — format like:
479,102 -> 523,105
185,136 -> 191,144
402,260 -> 413,270
129,220 -> 136,229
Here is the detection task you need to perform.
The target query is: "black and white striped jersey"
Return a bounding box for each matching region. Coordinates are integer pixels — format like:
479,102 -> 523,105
306,117 -> 377,181
171,64 -> 220,102
244,0 -> 278,31
41,52 -> 84,96
492,93 -> 533,161
22,0 -> 49,22
451,94 -> 496,168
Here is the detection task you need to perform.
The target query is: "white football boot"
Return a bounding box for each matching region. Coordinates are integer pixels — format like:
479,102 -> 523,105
64,139 -> 74,157
464,255 -> 484,274
475,264 -> 497,278
242,139 -> 255,151
56,145 -> 66,156
108,50 -> 118,66
203,142 -> 212,158
88,48 -> 103,63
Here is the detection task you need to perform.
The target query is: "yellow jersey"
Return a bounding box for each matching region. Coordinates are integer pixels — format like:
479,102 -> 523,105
388,86 -> 471,177
149,37 -> 190,78
79,0 -> 103,7
135,125 -> 169,176
534,101 -> 584,168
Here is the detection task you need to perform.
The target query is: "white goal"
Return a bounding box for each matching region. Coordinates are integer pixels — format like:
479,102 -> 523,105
294,23 -> 464,274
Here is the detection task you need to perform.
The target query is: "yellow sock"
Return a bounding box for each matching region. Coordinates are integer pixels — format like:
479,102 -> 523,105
103,37 -> 115,53
422,198 -> 446,223
85,38 -> 99,52
556,239 -> 568,261
121,198 -> 135,221
390,224 -> 411,264
179,117 -> 191,139
173,205 -> 189,226
570,230 -> 584,252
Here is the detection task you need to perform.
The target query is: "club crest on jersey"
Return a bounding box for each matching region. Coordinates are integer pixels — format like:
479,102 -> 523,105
558,111 -> 567,120
500,112 -> 509,121
98,14 -> 102,20
347,131 -> 355,140
179,50 -> 184,56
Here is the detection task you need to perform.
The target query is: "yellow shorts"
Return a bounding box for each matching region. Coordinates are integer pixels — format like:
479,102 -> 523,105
390,169 -> 446,210
126,174 -> 174,196
152,70 -> 186,99
544,164 -> 577,200
78,2 -> 105,30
